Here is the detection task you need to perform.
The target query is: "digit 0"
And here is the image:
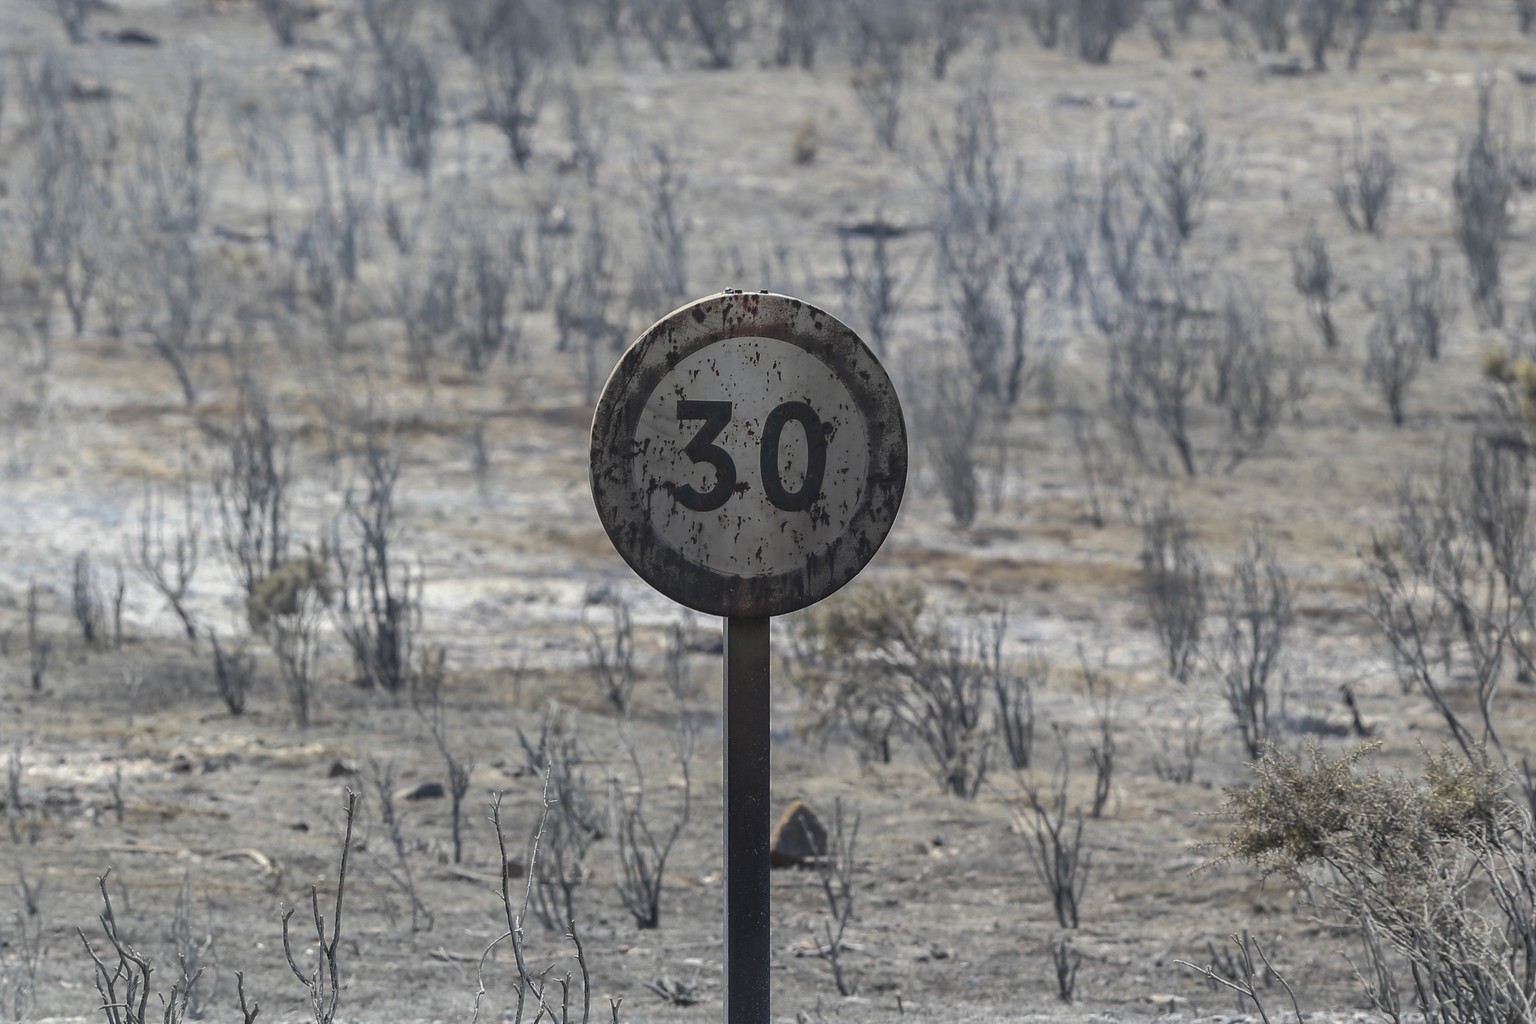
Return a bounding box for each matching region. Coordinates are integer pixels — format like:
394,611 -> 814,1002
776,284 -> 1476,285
760,401 -> 827,513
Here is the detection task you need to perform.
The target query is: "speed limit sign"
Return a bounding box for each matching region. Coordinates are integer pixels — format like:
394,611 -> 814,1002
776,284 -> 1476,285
590,291 -> 907,617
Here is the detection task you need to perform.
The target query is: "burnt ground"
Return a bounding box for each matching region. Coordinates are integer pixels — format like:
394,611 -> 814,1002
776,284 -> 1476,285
3,0 -> 1536,1021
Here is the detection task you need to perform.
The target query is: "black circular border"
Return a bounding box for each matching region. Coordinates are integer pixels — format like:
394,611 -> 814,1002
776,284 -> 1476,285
590,291 -> 908,618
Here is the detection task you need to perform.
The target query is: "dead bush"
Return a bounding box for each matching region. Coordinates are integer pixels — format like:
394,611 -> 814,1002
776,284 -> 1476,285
333,431 -> 420,694
844,0 -> 920,150
583,597 -> 636,714
516,201 -> 564,313
455,217 -> 519,374
1210,534 -> 1294,759
843,0 -> 923,66
684,0 -> 737,68
1072,0 -> 1143,63
208,629 -> 255,716
213,378 -> 291,601
996,647 -> 1044,771
1081,654 -> 1118,819
626,0 -> 684,65
913,360 -> 981,528
521,708 -> 600,808
1234,0 -> 1294,50
225,98 -> 295,253
3,273 -> 56,380
411,647 -> 473,863
1175,933 -> 1304,1022
1332,118 -> 1396,235
1050,135 -> 1204,340
1298,0 -> 1342,70
7,741 -> 26,842
305,63 -> 367,167
486,788 -> 605,1024
136,233 -> 223,406
79,871 -> 212,1024
43,0 -> 96,44
1344,0 -> 1379,69
374,41 -> 440,178
1403,247 -> 1454,360
1152,713 -> 1204,783
1094,160 -> 1177,333
70,552 -> 121,651
362,761 -> 434,932
1106,293 -> 1207,476
1050,933 -> 1081,1002
1364,438 -> 1535,764
930,76 -> 1055,413
775,0 -> 820,68
1066,403 -> 1125,529
837,221 -> 908,360
0,890 -> 42,1018
123,78 -> 210,236
524,714 -> 601,932
1014,734 -> 1092,929
552,0 -> 611,65
471,0 -> 558,169
805,799 -> 860,996
26,581 -> 50,692
1208,288 -> 1306,474
291,172 -> 369,352
1364,301 -> 1426,427
1138,500 -> 1207,684
357,0 -> 416,59
69,555 -> 104,647
1131,109 -> 1225,244
21,84 -> 110,339
258,0 -> 303,46
608,697 -> 695,929
1105,280 -> 1296,475
791,582 -> 999,798
166,875 -> 218,1021
129,477 -> 200,642
854,58 -> 905,150
1024,0 -> 1069,48
626,139 -> 690,315
395,242 -> 457,379
249,545 -> 331,727
1291,224 -> 1342,350
283,791 -> 356,1023
558,82 -> 608,186
1454,84 -> 1519,328
554,209 -> 623,403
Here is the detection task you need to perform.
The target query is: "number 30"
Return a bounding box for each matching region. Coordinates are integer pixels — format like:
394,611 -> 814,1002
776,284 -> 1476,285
671,399 -> 827,514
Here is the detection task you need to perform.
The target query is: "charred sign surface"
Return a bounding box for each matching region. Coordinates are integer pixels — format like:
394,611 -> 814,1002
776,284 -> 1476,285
590,291 -> 907,617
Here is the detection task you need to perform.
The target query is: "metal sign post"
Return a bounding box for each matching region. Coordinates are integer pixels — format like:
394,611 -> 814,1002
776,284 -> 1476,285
724,616 -> 771,1024
591,291 -> 906,1024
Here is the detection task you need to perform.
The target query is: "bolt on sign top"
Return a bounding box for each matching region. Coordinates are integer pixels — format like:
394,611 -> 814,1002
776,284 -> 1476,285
591,291 -> 907,618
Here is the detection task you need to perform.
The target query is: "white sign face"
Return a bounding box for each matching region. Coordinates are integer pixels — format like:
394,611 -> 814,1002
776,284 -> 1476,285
591,292 -> 906,618
636,335 -> 870,578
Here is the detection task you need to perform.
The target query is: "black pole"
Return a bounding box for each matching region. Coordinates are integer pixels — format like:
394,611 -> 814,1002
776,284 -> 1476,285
723,615 -> 771,1024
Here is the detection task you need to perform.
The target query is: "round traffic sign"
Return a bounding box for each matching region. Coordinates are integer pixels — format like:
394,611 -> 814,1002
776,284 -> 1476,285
590,291 -> 907,617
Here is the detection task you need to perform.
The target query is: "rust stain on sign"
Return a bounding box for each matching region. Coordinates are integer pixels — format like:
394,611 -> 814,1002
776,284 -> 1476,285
590,291 -> 907,618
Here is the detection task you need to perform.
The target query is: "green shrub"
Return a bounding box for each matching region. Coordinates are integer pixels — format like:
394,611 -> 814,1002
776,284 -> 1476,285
247,545 -> 332,632
1220,742 -> 1536,1022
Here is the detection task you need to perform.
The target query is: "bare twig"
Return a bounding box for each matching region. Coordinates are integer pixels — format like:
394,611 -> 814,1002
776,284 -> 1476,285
281,789 -> 357,1024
